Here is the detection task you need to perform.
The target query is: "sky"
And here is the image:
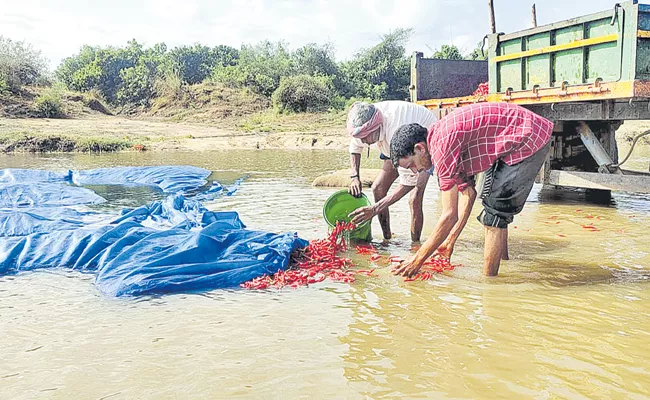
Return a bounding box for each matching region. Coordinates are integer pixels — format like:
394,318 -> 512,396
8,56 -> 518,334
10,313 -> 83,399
0,0 -> 621,70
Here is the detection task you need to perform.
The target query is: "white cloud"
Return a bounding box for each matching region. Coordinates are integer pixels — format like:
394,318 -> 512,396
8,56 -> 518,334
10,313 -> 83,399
0,0 -> 622,70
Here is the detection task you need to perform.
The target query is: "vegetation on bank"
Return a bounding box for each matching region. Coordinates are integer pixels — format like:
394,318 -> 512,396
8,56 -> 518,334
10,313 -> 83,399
0,33 -> 486,152
0,132 -> 132,153
1,32 -> 485,118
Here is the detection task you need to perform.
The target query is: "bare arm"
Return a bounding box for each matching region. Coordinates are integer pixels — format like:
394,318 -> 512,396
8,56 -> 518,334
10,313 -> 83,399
349,184 -> 413,225
349,153 -> 362,197
435,185 -> 477,258
349,153 -> 361,177
393,185 -> 460,277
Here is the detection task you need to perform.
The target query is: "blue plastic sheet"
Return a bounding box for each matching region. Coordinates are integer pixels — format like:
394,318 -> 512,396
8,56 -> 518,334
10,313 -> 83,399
0,183 -> 106,208
72,166 -> 211,193
0,215 -> 307,296
0,208 -> 88,237
0,168 -> 72,184
0,166 -> 307,296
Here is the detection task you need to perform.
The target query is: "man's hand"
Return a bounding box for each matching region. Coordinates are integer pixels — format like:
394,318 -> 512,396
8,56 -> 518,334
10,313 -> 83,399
432,240 -> 455,259
349,205 -> 374,225
349,177 -> 362,197
392,256 -> 423,278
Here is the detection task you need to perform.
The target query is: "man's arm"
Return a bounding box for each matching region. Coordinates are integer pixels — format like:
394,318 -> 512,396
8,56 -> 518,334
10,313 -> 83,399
434,185 -> 477,258
349,184 -> 413,225
393,185 -> 460,277
349,153 -> 362,197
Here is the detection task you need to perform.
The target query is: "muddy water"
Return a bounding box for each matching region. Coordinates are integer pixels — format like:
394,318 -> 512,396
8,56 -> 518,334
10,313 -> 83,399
1,147 -> 650,399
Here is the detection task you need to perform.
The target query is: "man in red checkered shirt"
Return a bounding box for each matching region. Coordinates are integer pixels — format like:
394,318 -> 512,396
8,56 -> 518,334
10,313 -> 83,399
389,103 -> 553,277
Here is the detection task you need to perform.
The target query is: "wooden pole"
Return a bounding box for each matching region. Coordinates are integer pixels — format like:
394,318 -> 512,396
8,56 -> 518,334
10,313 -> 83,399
488,0 -> 496,33
532,3 -> 538,27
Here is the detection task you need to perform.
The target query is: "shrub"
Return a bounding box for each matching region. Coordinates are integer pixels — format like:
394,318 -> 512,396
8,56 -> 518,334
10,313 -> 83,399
153,67 -> 184,99
35,94 -> 63,118
272,75 -> 334,113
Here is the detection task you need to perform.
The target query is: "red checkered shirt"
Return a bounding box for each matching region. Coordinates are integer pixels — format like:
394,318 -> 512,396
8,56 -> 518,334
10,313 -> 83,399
428,103 -> 553,191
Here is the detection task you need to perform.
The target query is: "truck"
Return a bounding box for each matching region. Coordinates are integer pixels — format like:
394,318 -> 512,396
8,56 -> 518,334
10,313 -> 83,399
410,0 -> 650,195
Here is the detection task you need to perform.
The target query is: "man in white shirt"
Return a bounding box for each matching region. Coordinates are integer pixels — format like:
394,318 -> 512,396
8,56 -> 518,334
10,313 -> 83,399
346,101 -> 438,241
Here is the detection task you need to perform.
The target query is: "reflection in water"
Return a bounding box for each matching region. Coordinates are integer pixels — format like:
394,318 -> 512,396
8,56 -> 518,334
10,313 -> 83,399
1,149 -> 649,399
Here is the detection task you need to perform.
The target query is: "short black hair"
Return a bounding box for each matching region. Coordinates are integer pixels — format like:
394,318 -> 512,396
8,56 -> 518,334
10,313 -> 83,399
390,123 -> 428,168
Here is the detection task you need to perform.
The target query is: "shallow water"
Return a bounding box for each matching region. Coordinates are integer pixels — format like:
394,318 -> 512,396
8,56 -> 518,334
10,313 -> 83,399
1,148 -> 650,399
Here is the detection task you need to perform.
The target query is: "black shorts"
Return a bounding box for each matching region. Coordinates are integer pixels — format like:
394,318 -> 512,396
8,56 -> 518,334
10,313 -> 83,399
476,141 -> 551,229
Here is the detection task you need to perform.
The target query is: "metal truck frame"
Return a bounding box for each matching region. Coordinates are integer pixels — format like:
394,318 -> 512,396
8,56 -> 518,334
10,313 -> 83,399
410,0 -> 650,194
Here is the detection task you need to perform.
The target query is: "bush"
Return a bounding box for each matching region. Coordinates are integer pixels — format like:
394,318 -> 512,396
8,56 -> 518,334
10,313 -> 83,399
35,83 -> 65,118
272,74 -> 334,113
153,67 -> 184,99
35,93 -> 63,118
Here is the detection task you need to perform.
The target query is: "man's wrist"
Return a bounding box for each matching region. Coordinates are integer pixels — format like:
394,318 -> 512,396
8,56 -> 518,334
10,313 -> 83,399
371,203 -> 379,215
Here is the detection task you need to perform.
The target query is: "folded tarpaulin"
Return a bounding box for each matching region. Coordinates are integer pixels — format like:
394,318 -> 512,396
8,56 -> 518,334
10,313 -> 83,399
0,212 -> 308,296
0,183 -> 106,208
72,166 -> 212,193
0,165 -> 308,296
0,168 -> 72,184
0,208 -> 89,237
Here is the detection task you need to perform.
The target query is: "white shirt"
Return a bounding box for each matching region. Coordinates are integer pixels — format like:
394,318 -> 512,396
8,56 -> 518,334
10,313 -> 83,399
349,101 -> 439,186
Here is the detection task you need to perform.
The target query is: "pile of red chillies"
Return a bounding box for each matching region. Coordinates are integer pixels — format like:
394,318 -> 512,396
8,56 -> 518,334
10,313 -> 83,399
240,221 -> 357,290
241,221 -> 461,290
473,82 -> 489,97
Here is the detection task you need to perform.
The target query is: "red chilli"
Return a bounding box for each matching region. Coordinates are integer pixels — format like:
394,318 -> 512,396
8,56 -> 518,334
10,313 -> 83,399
241,221 -> 358,290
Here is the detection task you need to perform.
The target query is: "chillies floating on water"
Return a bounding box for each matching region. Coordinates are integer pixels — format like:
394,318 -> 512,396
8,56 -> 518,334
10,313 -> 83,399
581,224 -> 600,232
241,221 -> 358,290
355,245 -> 377,255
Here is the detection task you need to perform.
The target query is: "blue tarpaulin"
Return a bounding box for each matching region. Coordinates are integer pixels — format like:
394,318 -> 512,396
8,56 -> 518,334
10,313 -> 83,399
0,183 -> 106,208
0,166 -> 307,296
72,166 -> 211,193
0,168 -> 72,184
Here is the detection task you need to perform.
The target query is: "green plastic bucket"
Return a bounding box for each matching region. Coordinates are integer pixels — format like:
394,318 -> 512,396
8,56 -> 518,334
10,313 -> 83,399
322,190 -> 372,242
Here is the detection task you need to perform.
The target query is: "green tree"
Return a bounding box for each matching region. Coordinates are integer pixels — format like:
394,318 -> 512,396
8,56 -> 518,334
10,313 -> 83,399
466,41 -> 488,60
293,43 -> 339,77
340,28 -> 413,101
211,41 -> 295,96
0,36 -> 49,92
56,40 -> 166,105
432,44 -> 463,60
168,44 -> 238,85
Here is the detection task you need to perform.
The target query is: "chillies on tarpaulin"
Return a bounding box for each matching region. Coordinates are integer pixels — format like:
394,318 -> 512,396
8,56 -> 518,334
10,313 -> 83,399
241,221 -> 461,290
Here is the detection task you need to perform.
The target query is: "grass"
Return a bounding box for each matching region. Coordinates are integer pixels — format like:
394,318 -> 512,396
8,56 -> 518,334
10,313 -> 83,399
236,109 -> 346,133
0,132 -> 133,153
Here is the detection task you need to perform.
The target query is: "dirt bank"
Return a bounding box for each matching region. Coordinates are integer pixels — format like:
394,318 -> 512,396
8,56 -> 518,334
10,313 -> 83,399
0,114 -> 350,152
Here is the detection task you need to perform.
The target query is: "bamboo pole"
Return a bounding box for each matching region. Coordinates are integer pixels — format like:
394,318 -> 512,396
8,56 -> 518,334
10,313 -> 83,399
532,3 -> 538,27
